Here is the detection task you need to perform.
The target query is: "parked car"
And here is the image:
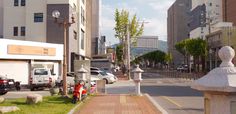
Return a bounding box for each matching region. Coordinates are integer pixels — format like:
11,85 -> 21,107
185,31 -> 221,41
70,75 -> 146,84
91,67 -> 118,82
0,76 -> 9,95
30,68 -> 56,91
177,65 -> 188,72
90,70 -> 116,84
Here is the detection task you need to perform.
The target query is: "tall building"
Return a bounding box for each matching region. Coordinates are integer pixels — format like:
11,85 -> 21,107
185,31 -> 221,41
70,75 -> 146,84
167,0 -> 192,66
0,0 -> 99,72
223,0 -> 236,25
190,0 -> 223,39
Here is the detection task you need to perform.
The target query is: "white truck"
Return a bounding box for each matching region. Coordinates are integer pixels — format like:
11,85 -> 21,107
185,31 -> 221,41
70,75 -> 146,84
30,68 -> 57,91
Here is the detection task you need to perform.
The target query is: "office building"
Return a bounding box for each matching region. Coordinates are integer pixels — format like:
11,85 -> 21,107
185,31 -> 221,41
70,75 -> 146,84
0,0 -> 100,72
167,0 -> 192,66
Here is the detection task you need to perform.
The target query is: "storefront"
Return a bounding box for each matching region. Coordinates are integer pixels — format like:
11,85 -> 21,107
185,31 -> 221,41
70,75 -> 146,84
0,39 -> 63,85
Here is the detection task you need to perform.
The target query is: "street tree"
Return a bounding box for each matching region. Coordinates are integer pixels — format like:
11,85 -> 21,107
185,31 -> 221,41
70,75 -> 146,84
114,9 -> 144,64
186,38 -> 207,72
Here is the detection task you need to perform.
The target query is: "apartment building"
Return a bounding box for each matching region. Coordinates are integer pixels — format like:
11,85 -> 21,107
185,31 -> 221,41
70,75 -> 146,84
190,0 -> 223,39
167,0 -> 192,67
0,0 -> 100,72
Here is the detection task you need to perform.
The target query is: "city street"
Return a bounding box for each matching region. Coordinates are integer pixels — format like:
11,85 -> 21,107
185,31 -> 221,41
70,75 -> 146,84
107,72 -> 204,114
141,72 -> 204,114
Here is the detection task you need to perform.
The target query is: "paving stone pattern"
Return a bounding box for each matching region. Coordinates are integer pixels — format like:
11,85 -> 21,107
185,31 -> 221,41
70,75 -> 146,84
76,95 -> 161,114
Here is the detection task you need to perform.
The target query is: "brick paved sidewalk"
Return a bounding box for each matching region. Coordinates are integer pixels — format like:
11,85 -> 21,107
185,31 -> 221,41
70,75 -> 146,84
75,95 -> 161,114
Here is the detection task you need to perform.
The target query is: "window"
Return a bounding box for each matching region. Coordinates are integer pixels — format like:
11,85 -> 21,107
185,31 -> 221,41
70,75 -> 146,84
81,7 -> 85,25
73,30 -> 77,40
14,0 -> 19,6
21,0 -> 25,6
81,29 -> 85,49
13,27 -> 18,36
34,13 -> 43,22
21,26 -> 25,36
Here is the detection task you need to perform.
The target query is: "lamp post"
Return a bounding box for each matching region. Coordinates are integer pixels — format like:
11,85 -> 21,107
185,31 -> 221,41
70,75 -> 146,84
52,10 -> 75,96
209,49 -> 213,70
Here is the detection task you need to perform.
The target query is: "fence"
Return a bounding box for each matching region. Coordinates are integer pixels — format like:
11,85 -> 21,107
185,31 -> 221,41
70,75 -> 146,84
143,68 -> 205,80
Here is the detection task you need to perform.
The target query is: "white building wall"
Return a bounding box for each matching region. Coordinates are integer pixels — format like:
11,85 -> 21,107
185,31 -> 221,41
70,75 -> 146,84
137,36 -> 159,48
3,0 -> 26,40
191,0 -> 205,10
25,0 -> 47,42
0,0 -> 3,38
78,0 -> 86,57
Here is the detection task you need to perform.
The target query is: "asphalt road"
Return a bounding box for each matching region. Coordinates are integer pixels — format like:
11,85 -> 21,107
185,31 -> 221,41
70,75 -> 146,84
141,72 -> 204,114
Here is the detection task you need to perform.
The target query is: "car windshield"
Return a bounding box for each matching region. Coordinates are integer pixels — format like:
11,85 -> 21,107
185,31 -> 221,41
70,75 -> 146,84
34,69 -> 48,75
100,71 -> 107,76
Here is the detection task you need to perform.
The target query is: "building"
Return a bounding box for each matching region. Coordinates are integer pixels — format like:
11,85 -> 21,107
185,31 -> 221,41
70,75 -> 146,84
0,39 -> 63,85
131,36 -> 167,60
190,0 -> 223,39
0,0 -> 99,72
0,0 -> 3,38
223,0 -> 236,25
189,4 -> 207,39
167,0 -> 192,67
206,27 -> 236,69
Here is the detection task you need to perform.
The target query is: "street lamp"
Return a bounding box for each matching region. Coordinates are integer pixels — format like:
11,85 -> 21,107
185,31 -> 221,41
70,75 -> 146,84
209,49 -> 213,70
52,10 -> 75,96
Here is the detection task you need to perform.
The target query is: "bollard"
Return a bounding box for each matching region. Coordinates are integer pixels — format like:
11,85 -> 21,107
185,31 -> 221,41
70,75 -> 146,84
132,65 -> 144,96
192,46 -> 236,114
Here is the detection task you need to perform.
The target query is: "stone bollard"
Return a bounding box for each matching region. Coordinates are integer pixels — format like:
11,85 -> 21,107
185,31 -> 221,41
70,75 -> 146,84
192,46 -> 236,114
132,65 -> 144,96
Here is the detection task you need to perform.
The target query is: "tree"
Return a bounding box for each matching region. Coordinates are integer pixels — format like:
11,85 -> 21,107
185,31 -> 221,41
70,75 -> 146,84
115,44 -> 123,65
175,40 -> 188,64
185,38 -> 207,72
133,50 -> 167,68
114,9 -> 144,64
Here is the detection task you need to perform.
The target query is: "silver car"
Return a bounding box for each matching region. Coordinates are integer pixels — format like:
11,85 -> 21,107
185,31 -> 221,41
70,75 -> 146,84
90,70 -> 116,84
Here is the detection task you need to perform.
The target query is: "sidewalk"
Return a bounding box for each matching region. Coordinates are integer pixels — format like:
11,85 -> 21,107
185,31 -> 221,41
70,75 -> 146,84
74,95 -> 161,114
73,80 -> 162,114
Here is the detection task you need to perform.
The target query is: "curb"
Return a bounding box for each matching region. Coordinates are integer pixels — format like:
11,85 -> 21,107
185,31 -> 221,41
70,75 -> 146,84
67,101 -> 83,114
144,93 -> 168,114
68,97 -> 90,114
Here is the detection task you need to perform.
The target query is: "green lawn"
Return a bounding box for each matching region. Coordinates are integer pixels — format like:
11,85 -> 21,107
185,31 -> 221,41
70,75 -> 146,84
0,95 -> 78,114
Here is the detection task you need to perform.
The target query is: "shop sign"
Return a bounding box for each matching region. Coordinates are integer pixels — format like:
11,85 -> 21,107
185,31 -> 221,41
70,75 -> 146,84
7,45 -> 56,56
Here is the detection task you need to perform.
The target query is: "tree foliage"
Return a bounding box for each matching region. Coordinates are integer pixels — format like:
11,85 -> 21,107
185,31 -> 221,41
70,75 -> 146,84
175,38 -> 207,72
114,9 -> 144,45
115,44 -> 123,64
133,50 -> 167,67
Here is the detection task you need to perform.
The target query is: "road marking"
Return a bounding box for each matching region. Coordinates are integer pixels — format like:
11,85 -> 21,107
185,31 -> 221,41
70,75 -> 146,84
161,96 -> 183,108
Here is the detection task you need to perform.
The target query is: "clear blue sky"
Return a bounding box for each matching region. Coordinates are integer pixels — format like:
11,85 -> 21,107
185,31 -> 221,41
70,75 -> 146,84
101,0 -> 175,45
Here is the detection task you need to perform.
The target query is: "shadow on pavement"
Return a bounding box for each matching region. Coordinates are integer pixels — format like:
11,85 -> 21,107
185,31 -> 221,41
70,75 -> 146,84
141,85 -> 203,97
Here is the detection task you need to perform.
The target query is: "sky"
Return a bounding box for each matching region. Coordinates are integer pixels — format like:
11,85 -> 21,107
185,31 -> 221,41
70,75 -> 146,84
101,0 -> 176,45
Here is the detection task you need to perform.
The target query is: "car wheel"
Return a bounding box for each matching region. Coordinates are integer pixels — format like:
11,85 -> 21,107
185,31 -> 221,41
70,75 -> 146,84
103,79 -> 108,84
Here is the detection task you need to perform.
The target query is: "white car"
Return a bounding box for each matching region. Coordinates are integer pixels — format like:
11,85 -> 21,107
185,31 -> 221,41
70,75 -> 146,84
90,70 -> 116,84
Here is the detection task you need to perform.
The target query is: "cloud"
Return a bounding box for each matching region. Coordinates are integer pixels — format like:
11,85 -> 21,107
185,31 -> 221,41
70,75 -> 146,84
148,1 -> 175,11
